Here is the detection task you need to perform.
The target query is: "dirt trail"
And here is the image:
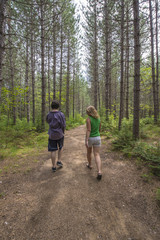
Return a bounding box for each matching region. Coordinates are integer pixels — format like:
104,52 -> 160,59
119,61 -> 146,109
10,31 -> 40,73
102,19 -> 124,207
0,125 -> 160,240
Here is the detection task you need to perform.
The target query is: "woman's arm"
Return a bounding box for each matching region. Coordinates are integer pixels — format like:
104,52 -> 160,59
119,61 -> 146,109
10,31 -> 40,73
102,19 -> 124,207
85,118 -> 91,147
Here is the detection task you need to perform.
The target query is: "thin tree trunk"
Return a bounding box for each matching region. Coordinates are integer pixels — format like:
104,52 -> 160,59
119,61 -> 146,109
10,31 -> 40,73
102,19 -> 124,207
8,17 -> 16,124
118,0 -> 124,130
155,0 -> 159,118
59,24 -> 63,109
66,34 -> 70,118
98,79 -> 100,110
0,0 -> 7,102
114,68 -> 117,119
149,0 -> 158,123
48,40 -> 50,111
104,0 -> 109,120
53,25 -> 56,100
93,0 -> 98,109
25,27 -> 30,123
40,0 -> 46,130
31,9 -> 35,124
109,45 -> 112,113
73,59 -> 75,118
133,0 -> 140,140
126,3 -> 130,119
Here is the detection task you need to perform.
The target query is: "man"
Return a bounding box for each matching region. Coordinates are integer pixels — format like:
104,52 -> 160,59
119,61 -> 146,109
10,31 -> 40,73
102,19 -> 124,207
46,100 -> 66,172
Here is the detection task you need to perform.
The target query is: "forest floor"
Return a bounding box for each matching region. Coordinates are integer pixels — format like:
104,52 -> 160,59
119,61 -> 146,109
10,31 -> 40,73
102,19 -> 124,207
0,125 -> 160,240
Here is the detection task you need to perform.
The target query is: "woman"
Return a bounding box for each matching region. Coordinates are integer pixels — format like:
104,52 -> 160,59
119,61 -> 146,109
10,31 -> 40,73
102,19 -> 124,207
85,106 -> 102,180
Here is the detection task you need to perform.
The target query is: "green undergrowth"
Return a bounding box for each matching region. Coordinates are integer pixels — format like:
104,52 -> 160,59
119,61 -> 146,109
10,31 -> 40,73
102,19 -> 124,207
65,114 -> 85,130
101,116 -> 160,177
0,114 -> 85,164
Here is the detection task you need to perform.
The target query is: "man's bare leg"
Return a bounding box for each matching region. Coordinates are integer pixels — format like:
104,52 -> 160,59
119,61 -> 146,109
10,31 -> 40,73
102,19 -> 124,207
58,147 -> 63,163
51,151 -> 56,168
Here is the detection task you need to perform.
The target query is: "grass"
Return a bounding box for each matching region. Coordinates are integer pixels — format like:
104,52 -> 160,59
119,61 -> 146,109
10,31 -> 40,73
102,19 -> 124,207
0,114 -> 85,175
0,127 -> 48,175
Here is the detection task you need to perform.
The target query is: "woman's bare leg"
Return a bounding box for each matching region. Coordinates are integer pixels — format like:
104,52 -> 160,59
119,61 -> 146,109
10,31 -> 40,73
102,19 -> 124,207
87,147 -> 92,167
93,146 -> 102,174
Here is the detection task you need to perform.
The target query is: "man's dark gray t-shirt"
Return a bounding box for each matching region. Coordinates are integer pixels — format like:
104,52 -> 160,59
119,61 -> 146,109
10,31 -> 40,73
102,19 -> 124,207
46,111 -> 66,140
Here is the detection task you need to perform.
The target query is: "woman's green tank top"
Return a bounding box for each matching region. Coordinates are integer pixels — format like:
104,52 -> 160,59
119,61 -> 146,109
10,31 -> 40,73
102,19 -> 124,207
89,116 -> 100,137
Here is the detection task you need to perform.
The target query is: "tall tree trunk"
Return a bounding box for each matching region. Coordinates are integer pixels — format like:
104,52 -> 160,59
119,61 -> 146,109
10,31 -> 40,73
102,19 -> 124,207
31,8 -> 35,124
59,24 -> 63,109
126,3 -> 130,119
118,0 -> 124,130
93,0 -> 98,109
53,25 -> 56,100
104,0 -> 109,120
40,0 -> 46,130
109,45 -> 112,113
133,0 -> 140,140
155,0 -> 159,118
66,34 -> 70,118
114,68 -> 118,119
149,0 -> 158,123
0,0 -> 7,102
8,17 -> 16,124
25,28 -> 30,123
48,40 -> 51,111
73,59 -> 75,118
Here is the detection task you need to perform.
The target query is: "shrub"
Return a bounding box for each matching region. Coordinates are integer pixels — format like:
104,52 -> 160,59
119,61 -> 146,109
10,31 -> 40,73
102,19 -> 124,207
66,114 -> 85,130
112,118 -> 135,150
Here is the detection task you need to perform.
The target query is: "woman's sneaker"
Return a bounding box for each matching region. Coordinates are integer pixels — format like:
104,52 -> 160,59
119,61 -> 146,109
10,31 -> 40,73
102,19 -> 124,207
52,167 -> 56,172
57,161 -> 63,167
97,174 -> 102,180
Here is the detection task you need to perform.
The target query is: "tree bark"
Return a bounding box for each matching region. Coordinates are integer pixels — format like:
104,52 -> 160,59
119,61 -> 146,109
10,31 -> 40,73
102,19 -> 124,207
8,16 -> 16,124
118,0 -> 124,130
109,46 -> 112,113
59,24 -> 63,109
155,0 -> 159,118
93,0 -> 98,110
133,0 -> 140,140
0,0 -> 7,102
149,0 -> 158,123
126,3 -> 130,119
66,33 -> 70,118
25,24 -> 30,123
31,8 -> 35,124
40,0 -> 46,130
73,58 -> 75,118
104,0 -> 109,120
53,25 -> 56,100
48,40 -> 51,112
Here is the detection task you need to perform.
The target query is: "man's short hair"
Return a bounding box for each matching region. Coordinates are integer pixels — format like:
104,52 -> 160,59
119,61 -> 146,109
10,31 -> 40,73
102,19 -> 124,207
51,100 -> 60,109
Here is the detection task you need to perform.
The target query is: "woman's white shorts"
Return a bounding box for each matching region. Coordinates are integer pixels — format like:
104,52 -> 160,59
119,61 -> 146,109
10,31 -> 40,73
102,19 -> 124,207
88,136 -> 101,148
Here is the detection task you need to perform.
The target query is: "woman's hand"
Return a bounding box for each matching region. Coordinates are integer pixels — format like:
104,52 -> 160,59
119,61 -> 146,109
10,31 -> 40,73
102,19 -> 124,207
85,139 -> 88,148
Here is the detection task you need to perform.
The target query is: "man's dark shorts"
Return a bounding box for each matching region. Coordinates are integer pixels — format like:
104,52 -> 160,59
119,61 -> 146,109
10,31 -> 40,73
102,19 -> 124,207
48,137 -> 64,152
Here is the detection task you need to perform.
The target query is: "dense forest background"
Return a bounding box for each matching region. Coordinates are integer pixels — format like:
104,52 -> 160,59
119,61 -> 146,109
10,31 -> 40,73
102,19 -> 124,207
0,0 -> 159,138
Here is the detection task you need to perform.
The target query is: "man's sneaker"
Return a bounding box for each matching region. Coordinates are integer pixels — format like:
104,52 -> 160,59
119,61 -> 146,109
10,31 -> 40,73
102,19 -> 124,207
57,161 -> 63,167
52,167 -> 56,172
